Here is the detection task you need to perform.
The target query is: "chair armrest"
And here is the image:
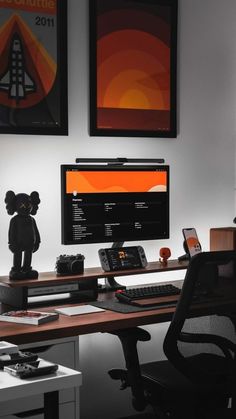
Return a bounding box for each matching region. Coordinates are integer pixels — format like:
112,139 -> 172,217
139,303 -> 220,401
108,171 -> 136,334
109,327 -> 151,342
179,332 -> 236,360
108,327 -> 151,411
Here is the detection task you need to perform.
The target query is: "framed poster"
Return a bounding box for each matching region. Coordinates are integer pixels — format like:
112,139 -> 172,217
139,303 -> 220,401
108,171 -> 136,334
0,0 -> 68,135
89,0 -> 178,138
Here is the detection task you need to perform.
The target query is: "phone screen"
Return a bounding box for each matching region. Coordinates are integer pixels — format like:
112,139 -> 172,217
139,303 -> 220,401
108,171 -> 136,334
183,228 -> 202,257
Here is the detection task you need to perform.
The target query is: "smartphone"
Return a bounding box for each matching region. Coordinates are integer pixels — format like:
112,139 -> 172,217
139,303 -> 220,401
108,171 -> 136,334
182,228 -> 202,258
4,359 -> 58,379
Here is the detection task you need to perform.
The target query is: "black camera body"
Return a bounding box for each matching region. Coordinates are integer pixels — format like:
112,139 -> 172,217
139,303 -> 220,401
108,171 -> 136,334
56,254 -> 85,276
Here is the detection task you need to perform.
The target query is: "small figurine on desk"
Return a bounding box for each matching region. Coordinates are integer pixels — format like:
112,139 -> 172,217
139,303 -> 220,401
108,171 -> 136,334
159,247 -> 171,265
5,190 -> 41,280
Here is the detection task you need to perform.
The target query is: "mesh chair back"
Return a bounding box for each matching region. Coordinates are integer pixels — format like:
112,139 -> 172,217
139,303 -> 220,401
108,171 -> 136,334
163,251 -> 236,389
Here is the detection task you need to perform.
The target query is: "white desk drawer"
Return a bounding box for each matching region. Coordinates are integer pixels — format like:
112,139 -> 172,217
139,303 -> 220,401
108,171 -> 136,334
0,339 -> 79,418
20,340 -> 77,403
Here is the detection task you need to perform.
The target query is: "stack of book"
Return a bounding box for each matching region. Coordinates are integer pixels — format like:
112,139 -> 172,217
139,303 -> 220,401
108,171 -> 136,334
0,310 -> 59,325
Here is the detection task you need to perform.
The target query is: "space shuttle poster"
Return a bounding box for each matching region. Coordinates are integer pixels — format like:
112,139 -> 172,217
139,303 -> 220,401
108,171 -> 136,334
0,0 -> 67,135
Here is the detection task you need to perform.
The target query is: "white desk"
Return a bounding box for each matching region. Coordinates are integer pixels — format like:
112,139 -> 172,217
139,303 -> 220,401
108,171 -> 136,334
0,362 -> 82,419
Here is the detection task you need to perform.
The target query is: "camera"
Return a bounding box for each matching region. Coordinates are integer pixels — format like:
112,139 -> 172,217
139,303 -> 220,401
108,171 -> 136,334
56,254 -> 85,276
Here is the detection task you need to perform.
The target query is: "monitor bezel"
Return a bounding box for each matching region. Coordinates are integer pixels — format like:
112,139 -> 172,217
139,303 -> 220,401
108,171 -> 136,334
61,164 -> 170,245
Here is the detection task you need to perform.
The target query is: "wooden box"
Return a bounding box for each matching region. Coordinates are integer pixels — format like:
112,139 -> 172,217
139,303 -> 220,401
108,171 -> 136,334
210,227 -> 236,251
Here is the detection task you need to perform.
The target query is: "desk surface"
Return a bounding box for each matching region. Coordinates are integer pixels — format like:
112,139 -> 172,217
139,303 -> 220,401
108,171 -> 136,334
1,279 -> 236,346
0,295 -> 177,345
0,260 -> 188,345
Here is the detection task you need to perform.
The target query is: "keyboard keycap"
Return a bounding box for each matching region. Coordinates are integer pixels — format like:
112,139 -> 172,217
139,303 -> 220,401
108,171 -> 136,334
115,284 -> 181,303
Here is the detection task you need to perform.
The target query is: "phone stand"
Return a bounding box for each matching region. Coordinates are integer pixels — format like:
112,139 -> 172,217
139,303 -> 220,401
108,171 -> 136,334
178,241 -> 190,262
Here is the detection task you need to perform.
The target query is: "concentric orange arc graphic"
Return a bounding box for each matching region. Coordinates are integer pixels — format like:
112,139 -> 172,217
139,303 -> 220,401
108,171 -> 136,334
95,5 -> 172,131
66,171 -> 167,194
97,29 -> 170,111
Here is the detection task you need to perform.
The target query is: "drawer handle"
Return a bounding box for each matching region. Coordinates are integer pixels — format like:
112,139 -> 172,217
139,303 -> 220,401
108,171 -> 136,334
24,345 -> 53,354
13,407 -> 44,417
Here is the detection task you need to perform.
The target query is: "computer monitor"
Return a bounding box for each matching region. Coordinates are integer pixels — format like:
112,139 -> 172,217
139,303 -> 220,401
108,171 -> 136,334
61,164 -> 169,246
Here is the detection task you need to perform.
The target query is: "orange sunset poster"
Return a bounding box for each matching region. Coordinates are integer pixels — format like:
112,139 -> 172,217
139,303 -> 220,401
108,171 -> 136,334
90,0 -> 177,137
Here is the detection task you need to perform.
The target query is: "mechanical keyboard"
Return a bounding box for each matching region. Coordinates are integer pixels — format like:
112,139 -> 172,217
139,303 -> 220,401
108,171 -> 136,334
115,283 -> 181,305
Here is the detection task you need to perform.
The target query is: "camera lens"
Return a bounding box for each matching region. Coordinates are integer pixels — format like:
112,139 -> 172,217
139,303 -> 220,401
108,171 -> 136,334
70,260 -> 82,274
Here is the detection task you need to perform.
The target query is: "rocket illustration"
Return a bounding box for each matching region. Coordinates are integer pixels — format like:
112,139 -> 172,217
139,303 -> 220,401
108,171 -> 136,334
0,33 -> 36,102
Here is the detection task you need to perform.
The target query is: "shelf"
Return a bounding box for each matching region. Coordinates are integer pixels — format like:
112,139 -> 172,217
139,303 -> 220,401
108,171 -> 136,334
0,260 -> 188,288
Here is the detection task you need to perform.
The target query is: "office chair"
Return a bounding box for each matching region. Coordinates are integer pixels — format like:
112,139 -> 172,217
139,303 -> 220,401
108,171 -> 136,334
108,251 -> 236,419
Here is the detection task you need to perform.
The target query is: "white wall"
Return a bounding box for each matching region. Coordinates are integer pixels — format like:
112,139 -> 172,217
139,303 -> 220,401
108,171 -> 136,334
0,0 -> 236,417
0,0 -> 236,278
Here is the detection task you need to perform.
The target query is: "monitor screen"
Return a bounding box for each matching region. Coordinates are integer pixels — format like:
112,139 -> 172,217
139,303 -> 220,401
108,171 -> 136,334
61,164 -> 169,245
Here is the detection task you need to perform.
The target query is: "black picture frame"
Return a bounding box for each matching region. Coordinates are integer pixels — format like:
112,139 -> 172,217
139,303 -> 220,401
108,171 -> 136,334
0,0 -> 68,135
89,0 -> 178,138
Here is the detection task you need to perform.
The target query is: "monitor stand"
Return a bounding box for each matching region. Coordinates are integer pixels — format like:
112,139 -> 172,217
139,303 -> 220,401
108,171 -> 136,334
99,242 -> 126,292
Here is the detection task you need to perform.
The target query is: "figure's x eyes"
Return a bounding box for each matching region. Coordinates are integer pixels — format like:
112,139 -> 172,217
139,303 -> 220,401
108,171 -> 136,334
19,203 -> 32,209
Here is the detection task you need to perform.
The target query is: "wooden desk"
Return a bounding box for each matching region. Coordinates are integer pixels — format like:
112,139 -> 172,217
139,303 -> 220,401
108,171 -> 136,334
0,299 -> 174,345
1,281 -> 236,346
0,259 -> 188,309
0,259 -> 235,346
0,260 -> 186,343
0,260 -> 236,419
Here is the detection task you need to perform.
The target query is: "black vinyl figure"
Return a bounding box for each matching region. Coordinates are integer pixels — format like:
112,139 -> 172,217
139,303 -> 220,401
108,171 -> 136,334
5,191 -> 41,280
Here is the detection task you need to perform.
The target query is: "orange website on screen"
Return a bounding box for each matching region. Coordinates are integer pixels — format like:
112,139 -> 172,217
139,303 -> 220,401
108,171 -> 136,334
66,171 -> 167,194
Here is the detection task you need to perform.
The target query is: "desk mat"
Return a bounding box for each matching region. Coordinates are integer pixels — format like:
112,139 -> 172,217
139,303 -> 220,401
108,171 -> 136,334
91,299 -> 176,313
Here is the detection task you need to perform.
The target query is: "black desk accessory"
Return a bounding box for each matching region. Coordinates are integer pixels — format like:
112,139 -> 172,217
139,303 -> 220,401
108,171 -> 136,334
98,244 -> 148,292
0,273 -> 98,310
178,228 -> 202,261
55,254 -> 84,276
178,240 -> 190,261
75,157 -> 165,164
4,359 -> 58,379
99,246 -> 147,272
91,299 -> 177,314
115,283 -> 180,305
5,191 -> 41,280
0,351 -> 38,369
0,341 -> 38,369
